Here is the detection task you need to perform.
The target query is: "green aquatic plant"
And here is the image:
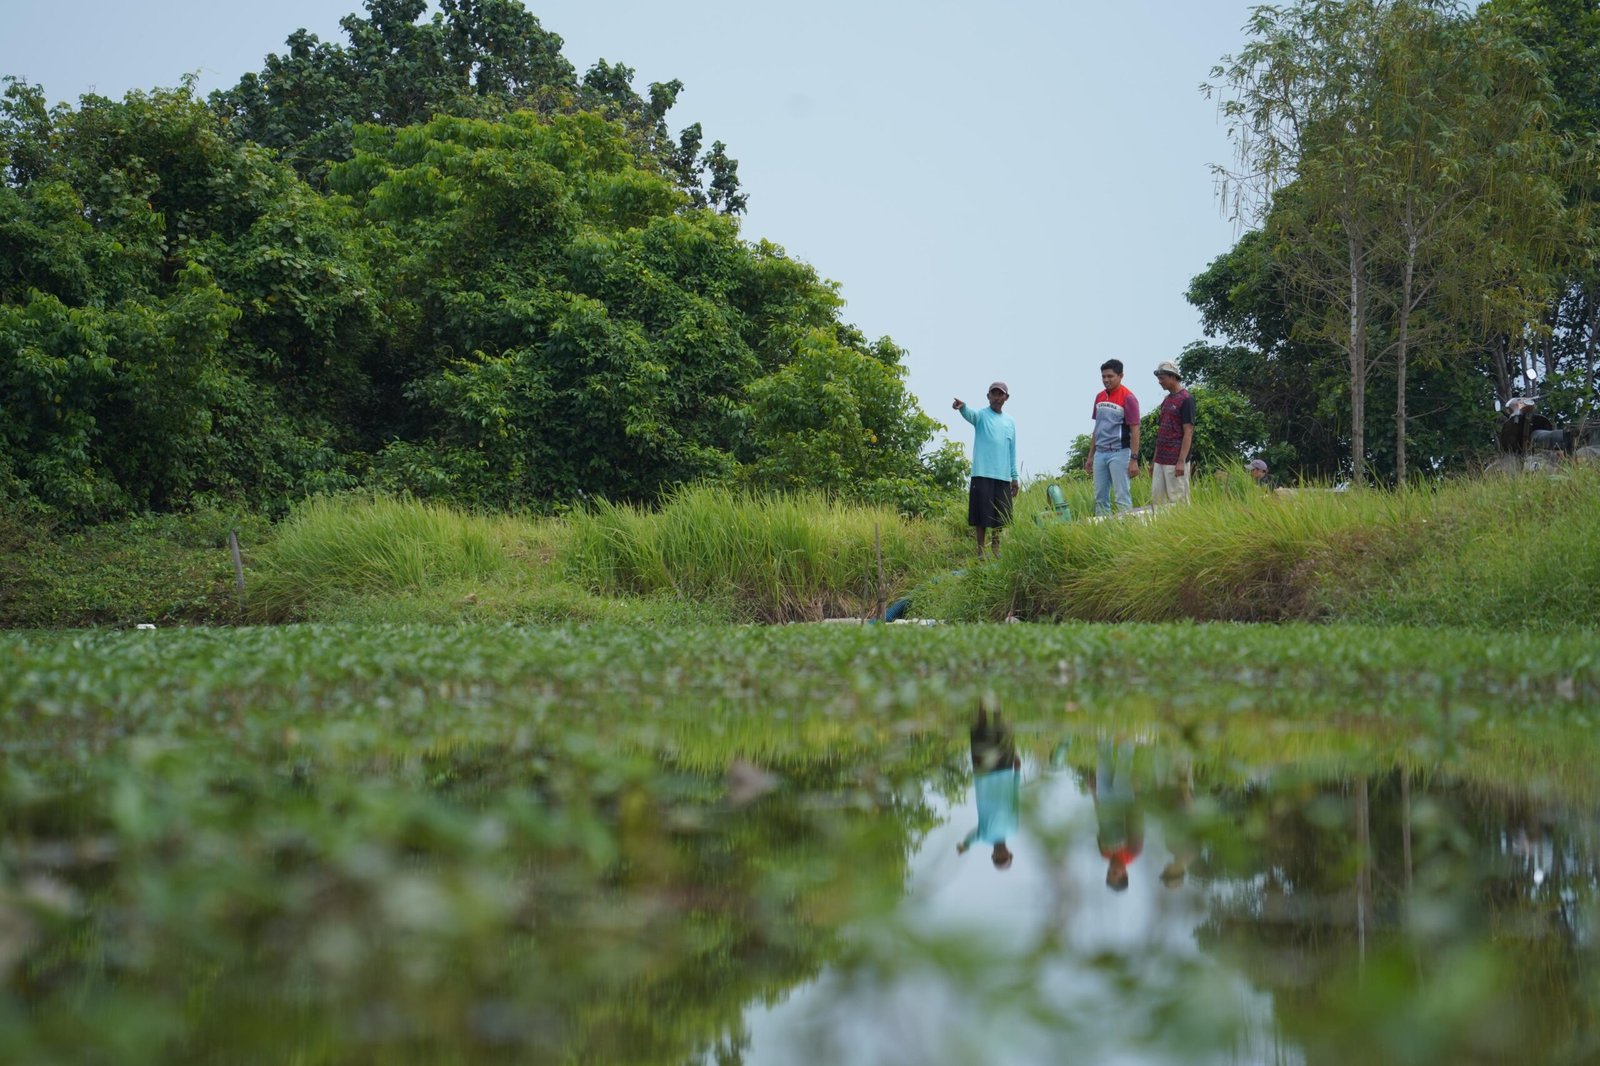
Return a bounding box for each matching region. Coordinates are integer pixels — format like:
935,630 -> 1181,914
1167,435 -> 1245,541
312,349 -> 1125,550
1,623 -> 1599,1063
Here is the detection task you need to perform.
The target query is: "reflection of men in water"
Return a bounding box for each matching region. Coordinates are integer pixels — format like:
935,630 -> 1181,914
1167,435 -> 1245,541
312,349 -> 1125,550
1091,740 -> 1144,892
957,702 -> 1021,870
1158,755 -> 1198,889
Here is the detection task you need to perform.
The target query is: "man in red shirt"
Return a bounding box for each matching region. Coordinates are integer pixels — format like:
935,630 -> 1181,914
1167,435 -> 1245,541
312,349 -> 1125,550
1082,359 -> 1140,516
1150,360 -> 1195,507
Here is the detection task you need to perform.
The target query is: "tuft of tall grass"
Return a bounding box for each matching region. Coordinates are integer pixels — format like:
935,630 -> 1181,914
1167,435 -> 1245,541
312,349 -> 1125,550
1330,467 -> 1600,629
913,466 -> 1600,626
560,485 -> 964,621
250,495 -> 517,621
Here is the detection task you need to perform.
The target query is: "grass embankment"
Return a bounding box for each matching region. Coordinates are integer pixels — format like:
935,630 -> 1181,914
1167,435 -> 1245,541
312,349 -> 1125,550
249,487 -> 966,624
4,467 -> 1597,627
918,467 -> 1600,627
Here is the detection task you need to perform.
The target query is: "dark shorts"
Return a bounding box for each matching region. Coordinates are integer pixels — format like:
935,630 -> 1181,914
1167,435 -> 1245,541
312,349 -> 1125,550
971,713 -> 1018,772
968,476 -> 1013,529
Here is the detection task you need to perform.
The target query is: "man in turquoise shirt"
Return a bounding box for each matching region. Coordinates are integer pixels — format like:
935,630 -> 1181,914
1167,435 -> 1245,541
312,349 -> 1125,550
957,701 -> 1021,870
951,382 -> 1019,561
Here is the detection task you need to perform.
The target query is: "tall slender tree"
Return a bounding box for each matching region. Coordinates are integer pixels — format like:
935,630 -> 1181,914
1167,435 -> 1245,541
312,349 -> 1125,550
1211,0 -> 1568,482
1210,0 -> 1390,483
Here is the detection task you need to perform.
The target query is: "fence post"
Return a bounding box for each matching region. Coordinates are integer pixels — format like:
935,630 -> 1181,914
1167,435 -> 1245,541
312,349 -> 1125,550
228,528 -> 246,606
874,522 -> 885,622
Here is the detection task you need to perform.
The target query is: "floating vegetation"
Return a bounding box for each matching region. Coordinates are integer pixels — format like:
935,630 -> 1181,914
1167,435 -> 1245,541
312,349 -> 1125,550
2,623 -> 1599,1062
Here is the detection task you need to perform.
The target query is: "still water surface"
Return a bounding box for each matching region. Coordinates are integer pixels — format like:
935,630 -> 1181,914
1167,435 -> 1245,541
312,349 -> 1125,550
6,709 -> 1597,1065
733,721 -> 1596,1066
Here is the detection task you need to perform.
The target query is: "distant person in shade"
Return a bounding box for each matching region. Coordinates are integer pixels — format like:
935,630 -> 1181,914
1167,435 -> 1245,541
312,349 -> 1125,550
951,383 -> 1019,562
957,700 -> 1021,870
1089,739 -> 1143,892
1248,458 -> 1276,490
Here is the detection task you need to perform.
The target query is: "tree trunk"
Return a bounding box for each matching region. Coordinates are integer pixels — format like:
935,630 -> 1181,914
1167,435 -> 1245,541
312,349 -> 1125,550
1491,335 -> 1512,409
1583,289 -> 1600,437
1396,227 -> 1415,484
1349,230 -> 1368,486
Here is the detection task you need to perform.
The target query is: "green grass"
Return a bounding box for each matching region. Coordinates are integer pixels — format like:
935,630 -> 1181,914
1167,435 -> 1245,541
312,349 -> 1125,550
7,466 -> 1600,629
915,465 -> 1600,627
561,485 -> 965,621
248,494 -> 518,621
245,487 -> 965,625
0,507 -> 272,627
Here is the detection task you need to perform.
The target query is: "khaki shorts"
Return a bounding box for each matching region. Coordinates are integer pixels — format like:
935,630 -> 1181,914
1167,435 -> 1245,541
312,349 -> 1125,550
1151,462 -> 1192,506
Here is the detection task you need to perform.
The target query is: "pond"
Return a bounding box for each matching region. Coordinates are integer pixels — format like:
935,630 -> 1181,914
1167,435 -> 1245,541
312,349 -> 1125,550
733,716 -> 1597,1066
1,623 -> 1597,1064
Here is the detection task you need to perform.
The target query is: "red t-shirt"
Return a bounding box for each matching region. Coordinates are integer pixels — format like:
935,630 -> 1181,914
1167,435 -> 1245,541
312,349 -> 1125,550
1154,389 -> 1195,465
1091,385 -> 1140,451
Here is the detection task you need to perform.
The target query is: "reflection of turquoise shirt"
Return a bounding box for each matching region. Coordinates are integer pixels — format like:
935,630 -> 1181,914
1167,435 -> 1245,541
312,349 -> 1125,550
960,404 -> 1019,482
964,768 -> 1020,846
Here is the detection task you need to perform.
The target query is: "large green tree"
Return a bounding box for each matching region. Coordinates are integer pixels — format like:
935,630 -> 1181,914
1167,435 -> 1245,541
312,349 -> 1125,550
1483,0 -> 1600,432
212,0 -> 745,212
0,3 -> 975,521
0,82 -> 365,517
335,112 -> 946,508
1208,0 -> 1570,482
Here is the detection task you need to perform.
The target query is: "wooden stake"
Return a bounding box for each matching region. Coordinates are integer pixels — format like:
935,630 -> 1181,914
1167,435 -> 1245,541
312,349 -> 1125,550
874,521 -> 885,622
228,528 -> 246,602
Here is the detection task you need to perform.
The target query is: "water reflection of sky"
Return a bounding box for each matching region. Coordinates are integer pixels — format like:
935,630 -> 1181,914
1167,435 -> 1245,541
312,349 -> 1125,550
739,765 -> 1299,1066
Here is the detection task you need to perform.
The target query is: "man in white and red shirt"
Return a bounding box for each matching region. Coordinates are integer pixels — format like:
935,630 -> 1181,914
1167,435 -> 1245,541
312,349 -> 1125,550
1082,359 -> 1140,516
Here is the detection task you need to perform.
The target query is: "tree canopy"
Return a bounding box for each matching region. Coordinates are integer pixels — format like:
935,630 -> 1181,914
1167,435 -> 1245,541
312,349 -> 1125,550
1198,0 -> 1589,483
0,2 -> 956,521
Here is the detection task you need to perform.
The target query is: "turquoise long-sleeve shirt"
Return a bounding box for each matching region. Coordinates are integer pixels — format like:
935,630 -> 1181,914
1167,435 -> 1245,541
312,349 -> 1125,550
962,767 -> 1021,847
960,404 -> 1018,482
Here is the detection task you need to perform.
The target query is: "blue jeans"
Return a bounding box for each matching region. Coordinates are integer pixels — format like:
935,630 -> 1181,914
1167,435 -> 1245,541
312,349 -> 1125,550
1093,448 -> 1132,515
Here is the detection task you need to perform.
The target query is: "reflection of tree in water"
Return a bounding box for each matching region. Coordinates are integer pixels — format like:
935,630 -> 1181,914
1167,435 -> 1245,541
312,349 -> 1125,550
1187,768 -> 1600,1064
3,737 -> 951,1066
569,751 -> 949,1066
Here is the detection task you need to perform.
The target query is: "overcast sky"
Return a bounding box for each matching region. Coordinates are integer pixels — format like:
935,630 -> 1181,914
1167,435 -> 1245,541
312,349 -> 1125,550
2,0 -> 1257,477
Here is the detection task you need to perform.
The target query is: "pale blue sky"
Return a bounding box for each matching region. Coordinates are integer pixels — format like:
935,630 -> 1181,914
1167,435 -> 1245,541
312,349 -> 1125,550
2,0 -> 1256,477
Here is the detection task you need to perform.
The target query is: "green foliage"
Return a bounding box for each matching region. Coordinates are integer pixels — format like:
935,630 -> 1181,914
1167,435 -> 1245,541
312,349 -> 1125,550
9,469 -> 1600,630
911,464 -> 1600,627
249,490 -> 965,625
0,84 -> 370,519
326,111 -> 944,510
1207,0 -> 1573,483
210,0 -> 745,211
0,507 -> 271,626
743,329 -> 953,506
561,485 -> 964,621
1,8 -> 943,522
1,623 -> 1599,1061
1132,381 -> 1269,471
249,494 -> 513,621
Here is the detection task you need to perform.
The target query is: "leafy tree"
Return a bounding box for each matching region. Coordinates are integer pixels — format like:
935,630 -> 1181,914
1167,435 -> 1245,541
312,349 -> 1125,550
1065,380 -> 1271,476
1209,0 -> 1569,482
330,112 -> 939,509
743,329 -> 953,505
1135,382 -> 1271,473
0,83 -> 366,518
1363,3 -> 1565,480
213,0 -> 745,212
1,6 -> 935,522
1183,230 -> 1350,476
1184,228 -> 1505,480
1482,0 -> 1600,431
1210,0 -> 1389,482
